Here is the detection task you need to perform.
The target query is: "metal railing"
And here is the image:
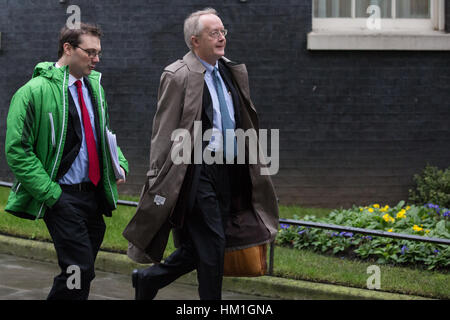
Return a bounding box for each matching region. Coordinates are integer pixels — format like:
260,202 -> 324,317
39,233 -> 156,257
278,218 -> 450,245
1,180 -> 449,276
0,181 -> 13,188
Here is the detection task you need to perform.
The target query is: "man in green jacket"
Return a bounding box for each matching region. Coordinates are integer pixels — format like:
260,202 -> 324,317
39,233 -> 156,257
4,23 -> 128,300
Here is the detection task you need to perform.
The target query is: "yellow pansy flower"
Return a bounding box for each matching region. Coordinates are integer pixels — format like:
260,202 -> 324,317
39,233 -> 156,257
368,208 -> 374,213
388,228 -> 393,232
382,214 -> 395,223
413,225 -> 423,232
396,211 -> 406,219
405,206 -> 411,210
373,204 -> 380,209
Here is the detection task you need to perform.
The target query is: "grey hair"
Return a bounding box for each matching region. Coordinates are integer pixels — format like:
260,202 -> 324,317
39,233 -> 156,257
183,8 -> 218,50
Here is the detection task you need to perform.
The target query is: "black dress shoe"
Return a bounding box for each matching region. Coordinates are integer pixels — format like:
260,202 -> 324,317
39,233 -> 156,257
132,269 -> 158,300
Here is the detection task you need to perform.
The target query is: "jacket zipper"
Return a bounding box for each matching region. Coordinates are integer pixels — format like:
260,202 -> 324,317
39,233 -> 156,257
14,182 -> 21,193
36,69 -> 68,220
48,112 -> 56,148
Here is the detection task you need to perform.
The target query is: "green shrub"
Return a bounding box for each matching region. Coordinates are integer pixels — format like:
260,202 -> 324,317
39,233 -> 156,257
409,165 -> 450,208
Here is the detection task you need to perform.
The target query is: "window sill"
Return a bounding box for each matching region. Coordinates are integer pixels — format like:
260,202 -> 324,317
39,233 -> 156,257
307,30 -> 450,51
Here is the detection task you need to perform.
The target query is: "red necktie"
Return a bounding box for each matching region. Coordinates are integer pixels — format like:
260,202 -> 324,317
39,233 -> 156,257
75,80 -> 100,186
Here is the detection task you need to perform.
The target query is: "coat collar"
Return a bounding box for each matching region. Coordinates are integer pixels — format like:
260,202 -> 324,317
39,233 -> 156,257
183,51 -> 239,74
183,51 -> 206,74
182,50 -> 255,114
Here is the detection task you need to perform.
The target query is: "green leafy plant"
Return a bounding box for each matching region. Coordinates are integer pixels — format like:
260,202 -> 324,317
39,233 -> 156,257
276,202 -> 450,270
409,165 -> 450,208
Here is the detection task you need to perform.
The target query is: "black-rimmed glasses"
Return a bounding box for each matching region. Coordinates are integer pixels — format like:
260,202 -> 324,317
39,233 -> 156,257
75,46 -> 102,58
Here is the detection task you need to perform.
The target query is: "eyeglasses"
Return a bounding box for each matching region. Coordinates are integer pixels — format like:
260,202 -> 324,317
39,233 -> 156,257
75,46 -> 102,58
207,29 -> 228,39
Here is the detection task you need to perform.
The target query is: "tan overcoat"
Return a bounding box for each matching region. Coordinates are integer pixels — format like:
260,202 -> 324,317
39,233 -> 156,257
123,51 -> 279,263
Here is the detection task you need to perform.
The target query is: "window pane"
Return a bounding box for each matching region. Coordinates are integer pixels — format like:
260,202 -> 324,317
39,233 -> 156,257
396,0 -> 430,18
356,0 -> 392,18
314,0 -> 352,18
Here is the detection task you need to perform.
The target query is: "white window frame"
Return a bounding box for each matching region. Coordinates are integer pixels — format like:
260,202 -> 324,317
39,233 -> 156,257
308,0 -> 450,50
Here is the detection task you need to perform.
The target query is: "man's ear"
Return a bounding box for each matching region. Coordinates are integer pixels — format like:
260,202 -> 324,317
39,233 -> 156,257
63,42 -> 73,57
190,36 -> 199,49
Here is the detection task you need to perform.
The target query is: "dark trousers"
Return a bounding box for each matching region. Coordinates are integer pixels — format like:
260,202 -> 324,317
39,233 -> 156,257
140,162 -> 232,300
43,187 -> 106,300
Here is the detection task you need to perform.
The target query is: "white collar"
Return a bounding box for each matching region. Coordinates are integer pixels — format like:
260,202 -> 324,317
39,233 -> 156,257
68,74 -> 84,88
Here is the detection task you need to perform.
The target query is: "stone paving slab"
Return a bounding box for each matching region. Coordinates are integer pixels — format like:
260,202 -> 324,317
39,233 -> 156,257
0,253 -> 270,300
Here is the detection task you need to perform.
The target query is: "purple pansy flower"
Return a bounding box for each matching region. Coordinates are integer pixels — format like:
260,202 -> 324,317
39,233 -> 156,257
339,232 -> 353,238
401,245 -> 408,255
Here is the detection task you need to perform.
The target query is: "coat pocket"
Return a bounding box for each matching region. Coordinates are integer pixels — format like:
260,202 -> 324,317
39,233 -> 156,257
48,113 -> 56,148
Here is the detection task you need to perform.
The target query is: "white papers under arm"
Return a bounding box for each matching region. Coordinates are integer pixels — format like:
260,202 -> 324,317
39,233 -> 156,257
106,128 -> 126,181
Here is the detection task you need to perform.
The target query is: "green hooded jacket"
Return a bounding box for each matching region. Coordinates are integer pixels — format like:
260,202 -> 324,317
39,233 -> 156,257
4,62 -> 129,219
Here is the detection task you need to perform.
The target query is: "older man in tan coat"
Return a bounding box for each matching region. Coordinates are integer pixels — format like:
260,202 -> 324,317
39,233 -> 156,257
123,8 -> 279,300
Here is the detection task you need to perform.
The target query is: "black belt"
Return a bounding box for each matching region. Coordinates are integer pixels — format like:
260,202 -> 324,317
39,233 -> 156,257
60,182 -> 97,192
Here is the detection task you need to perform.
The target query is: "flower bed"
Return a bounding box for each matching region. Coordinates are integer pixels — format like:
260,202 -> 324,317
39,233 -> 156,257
276,201 -> 450,270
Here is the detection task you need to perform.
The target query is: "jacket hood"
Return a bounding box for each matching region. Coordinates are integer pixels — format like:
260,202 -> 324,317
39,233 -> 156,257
32,62 -> 66,82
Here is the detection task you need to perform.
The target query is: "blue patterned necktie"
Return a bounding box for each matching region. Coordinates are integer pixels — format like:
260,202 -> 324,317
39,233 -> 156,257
212,67 -> 237,160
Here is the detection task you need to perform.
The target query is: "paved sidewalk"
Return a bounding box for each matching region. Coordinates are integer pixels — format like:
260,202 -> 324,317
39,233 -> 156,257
0,253 -> 270,300
0,235 -> 430,300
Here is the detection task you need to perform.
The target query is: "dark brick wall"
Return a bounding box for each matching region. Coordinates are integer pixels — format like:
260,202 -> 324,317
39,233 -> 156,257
0,0 -> 449,208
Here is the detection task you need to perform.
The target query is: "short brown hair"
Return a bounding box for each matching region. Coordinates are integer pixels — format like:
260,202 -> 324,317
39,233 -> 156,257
57,23 -> 103,58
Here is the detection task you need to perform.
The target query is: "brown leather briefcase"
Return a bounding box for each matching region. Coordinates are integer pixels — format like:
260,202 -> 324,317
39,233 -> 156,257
223,244 -> 267,277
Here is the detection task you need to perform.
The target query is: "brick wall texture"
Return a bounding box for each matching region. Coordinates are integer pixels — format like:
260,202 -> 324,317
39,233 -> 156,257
0,0 -> 449,208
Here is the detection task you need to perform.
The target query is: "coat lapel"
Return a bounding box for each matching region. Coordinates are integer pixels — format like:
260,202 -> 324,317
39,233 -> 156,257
202,85 -> 213,128
182,51 -> 213,127
181,51 -> 207,126
67,91 -> 83,142
224,61 -> 257,115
